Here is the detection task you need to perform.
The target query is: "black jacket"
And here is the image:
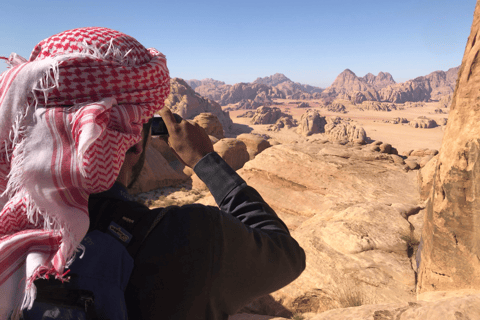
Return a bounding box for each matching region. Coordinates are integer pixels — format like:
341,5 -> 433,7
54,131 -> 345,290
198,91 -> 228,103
88,152 -> 306,320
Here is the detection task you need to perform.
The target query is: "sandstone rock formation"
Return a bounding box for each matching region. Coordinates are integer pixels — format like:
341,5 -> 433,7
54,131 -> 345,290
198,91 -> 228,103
164,78 -> 233,132
268,117 -> 298,132
217,82 -> 285,106
324,117 -> 366,143
253,73 -> 324,98
417,2 -> 480,299
225,143 -> 423,316
358,101 -> 397,112
408,116 -> 437,128
379,67 -> 459,103
360,71 -> 396,89
213,138 -> 250,171
251,106 -> 291,125
326,101 -> 347,113
236,133 -> 272,160
192,113 -> 224,139
128,144 -> 189,194
297,110 -> 326,136
321,69 -> 381,102
297,102 -> 310,108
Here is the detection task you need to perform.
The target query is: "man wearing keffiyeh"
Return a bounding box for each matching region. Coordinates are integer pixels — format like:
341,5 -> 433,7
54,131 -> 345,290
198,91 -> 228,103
0,27 -> 306,320
0,27 -> 169,318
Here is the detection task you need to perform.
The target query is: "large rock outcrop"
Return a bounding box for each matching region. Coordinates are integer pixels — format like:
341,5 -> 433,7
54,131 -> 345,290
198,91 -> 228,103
379,67 -> 459,103
324,117 -> 367,143
224,142 -> 424,316
321,69 -> 381,102
417,2 -> 480,299
251,106 -> 291,125
297,110 -> 327,136
128,143 -> 189,194
164,78 -> 233,132
192,113 -> 225,139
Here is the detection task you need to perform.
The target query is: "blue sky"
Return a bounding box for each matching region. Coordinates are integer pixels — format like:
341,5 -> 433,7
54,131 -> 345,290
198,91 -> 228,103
0,0 -> 476,87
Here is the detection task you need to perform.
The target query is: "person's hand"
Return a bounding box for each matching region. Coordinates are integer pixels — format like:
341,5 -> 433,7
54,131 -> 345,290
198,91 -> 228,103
158,107 -> 214,168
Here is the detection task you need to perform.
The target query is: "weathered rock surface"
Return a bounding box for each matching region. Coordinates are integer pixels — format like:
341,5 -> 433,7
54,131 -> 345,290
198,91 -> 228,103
213,138 -> 250,171
268,117 -> 298,132
417,2 -> 480,298
321,69 -> 381,102
128,144 -> 189,194
324,117 -> 366,143
192,112 -> 224,139
297,110 -> 326,136
305,294 -> 480,320
165,78 -> 233,132
408,116 -> 437,128
251,106 -> 291,125
326,101 -> 347,113
379,67 -> 459,103
236,134 -> 272,160
219,143 -> 423,316
360,71 -> 396,89
358,101 -> 397,112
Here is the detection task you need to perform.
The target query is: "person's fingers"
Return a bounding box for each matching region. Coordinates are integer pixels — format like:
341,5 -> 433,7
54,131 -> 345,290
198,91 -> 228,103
158,107 -> 178,133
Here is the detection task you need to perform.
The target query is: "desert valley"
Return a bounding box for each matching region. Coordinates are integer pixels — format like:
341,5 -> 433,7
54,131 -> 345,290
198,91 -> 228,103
119,53 -> 480,320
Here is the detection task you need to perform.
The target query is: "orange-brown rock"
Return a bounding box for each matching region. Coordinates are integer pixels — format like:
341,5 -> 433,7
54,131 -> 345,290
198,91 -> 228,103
192,112 -> 225,139
128,145 -> 189,194
164,78 -> 233,132
417,1 -> 480,298
213,138 -> 250,171
236,134 -> 271,160
297,109 -> 326,136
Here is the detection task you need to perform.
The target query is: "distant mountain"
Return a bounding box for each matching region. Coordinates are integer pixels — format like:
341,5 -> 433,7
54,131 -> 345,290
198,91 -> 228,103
186,78 -> 226,90
321,67 -> 459,104
253,73 -> 292,86
360,72 -> 396,90
321,69 -> 381,103
379,67 -> 460,103
187,73 -> 323,107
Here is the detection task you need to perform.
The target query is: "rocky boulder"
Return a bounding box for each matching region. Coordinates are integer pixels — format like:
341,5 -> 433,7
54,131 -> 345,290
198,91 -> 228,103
268,117 -> 298,132
297,110 -> 327,136
297,102 -> 310,108
192,113 -> 224,139
128,144 -> 189,194
324,117 -> 366,143
165,78 -> 233,132
213,138 -> 250,171
236,134 -> 271,160
408,117 -> 437,128
251,106 -> 290,125
224,143 -> 423,316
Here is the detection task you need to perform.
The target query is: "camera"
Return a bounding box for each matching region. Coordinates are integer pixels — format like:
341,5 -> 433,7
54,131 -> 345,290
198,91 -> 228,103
151,113 -> 183,136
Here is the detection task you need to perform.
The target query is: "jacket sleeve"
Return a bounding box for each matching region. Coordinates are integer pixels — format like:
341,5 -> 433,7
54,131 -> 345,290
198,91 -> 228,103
194,152 -> 306,315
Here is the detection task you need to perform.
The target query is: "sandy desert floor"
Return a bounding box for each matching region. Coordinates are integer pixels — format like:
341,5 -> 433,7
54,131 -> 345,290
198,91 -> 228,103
226,99 -> 446,155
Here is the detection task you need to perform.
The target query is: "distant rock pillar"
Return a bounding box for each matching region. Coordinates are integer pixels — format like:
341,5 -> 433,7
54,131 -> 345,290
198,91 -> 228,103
417,1 -> 480,298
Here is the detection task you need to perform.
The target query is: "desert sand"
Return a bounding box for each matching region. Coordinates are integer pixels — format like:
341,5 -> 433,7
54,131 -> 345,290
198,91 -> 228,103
227,99 -> 445,154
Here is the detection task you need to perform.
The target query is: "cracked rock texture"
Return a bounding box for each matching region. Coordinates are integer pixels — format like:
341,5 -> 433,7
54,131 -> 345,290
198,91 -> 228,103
226,142 -> 423,316
417,1 -> 480,299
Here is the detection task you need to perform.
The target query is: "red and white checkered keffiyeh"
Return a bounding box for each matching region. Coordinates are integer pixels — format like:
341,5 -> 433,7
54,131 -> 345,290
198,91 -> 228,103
0,27 -> 169,318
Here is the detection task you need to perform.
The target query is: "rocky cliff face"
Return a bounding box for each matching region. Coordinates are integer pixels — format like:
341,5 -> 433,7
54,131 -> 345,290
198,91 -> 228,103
321,69 -> 381,102
360,71 -> 396,89
164,78 -> 233,132
417,2 -> 480,299
188,74 -> 324,107
321,67 -> 458,104
379,67 -> 459,103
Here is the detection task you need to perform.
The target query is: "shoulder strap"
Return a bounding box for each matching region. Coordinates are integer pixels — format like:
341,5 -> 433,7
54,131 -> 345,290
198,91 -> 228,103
88,196 -> 172,258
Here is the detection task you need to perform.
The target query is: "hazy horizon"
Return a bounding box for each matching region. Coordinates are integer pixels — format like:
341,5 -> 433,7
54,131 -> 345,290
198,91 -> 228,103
0,0 -> 476,87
